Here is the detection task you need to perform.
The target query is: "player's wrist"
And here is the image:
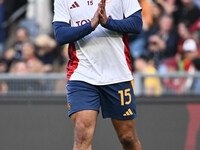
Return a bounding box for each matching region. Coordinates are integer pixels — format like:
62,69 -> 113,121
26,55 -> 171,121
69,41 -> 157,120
101,18 -> 108,26
101,18 -> 110,27
91,19 -> 99,29
90,22 -> 96,30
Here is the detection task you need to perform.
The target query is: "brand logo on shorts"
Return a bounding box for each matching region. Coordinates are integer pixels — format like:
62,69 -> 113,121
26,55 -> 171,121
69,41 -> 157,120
123,108 -> 133,116
67,103 -> 71,111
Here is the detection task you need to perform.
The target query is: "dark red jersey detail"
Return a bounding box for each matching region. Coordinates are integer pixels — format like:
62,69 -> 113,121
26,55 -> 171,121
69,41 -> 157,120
122,34 -> 132,74
67,43 -> 79,81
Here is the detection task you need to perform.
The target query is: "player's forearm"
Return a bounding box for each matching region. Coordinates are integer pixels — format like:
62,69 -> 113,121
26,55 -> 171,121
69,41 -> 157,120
102,10 -> 143,34
53,21 -> 94,45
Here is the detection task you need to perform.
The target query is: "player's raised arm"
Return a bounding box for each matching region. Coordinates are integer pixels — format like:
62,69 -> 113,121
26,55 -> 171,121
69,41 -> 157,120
98,0 -> 143,34
53,8 -> 100,45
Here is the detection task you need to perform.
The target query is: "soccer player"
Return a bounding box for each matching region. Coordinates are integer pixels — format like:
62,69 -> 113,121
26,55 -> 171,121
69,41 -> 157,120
53,0 -> 143,149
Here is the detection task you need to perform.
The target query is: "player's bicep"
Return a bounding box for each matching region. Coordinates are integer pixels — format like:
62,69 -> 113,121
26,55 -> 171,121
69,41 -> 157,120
53,0 -> 70,24
122,0 -> 141,18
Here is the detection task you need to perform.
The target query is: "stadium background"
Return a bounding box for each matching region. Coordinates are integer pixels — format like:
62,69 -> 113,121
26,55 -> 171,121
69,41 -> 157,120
0,0 -> 200,150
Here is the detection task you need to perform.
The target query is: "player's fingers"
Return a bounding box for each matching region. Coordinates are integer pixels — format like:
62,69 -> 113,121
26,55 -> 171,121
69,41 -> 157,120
100,0 -> 104,6
100,0 -> 104,7
99,9 -> 104,16
98,2 -> 103,8
99,2 -> 105,11
102,6 -> 105,13
100,6 -> 105,12
99,10 -> 105,17
98,8 -> 102,15
101,10 -> 105,16
103,0 -> 106,7
99,13 -> 103,18
98,6 -> 101,11
96,7 -> 100,14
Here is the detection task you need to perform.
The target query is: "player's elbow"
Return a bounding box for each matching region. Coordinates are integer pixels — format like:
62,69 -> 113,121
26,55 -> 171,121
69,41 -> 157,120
127,10 -> 143,34
54,32 -> 75,45
134,17 -> 143,34
54,30 -> 72,45
53,28 -> 63,45
127,18 -> 143,34
54,34 -> 66,45
53,23 -> 70,45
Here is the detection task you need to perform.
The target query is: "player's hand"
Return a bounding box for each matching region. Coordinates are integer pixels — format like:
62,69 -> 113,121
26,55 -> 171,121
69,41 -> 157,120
91,8 -> 100,29
98,0 -> 107,26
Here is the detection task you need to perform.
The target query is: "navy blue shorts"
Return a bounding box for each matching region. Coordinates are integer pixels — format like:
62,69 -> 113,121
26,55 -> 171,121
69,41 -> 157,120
66,80 -> 136,120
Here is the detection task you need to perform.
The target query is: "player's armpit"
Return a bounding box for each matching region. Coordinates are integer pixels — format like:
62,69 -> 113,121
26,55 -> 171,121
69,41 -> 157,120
53,21 -> 94,45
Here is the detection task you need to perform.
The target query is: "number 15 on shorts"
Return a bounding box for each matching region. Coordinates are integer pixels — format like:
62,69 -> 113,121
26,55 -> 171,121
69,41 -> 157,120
118,88 -> 131,106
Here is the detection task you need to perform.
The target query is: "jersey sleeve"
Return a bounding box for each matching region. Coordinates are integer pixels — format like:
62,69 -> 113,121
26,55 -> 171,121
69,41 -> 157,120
53,0 -> 70,24
122,0 -> 141,18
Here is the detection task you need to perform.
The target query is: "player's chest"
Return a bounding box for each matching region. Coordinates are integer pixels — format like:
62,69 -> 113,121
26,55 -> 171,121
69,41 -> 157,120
66,0 -> 123,20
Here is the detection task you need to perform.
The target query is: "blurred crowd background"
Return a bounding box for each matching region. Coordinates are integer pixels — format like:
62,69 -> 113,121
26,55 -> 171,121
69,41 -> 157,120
0,0 -> 66,75
0,0 -> 200,95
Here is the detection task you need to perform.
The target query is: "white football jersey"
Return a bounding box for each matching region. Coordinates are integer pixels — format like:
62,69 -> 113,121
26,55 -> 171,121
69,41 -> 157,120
53,0 -> 141,85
